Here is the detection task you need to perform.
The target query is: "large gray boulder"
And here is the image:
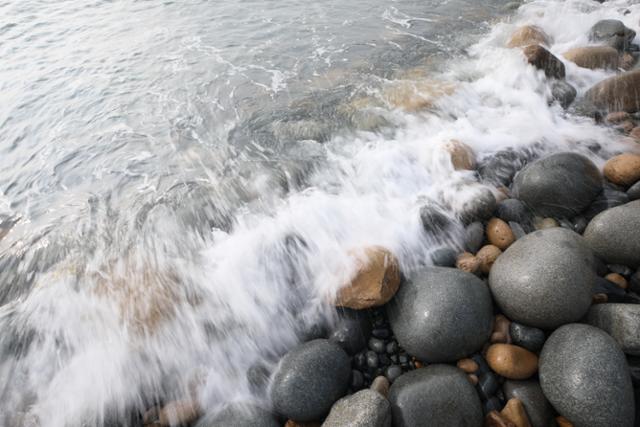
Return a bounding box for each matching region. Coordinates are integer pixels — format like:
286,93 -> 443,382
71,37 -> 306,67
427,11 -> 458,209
322,389 -> 391,427
503,380 -> 554,427
583,200 -> 640,268
387,267 -> 493,363
489,228 -> 596,329
388,365 -> 482,427
196,405 -> 280,427
586,303 -> 640,356
270,339 -> 350,421
512,152 -> 602,218
589,19 -> 636,52
539,324 -> 635,427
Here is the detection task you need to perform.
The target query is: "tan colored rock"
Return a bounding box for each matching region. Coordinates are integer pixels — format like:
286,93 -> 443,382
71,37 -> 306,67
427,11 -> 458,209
467,373 -> 479,385
382,79 -> 456,112
477,244 -> 503,274
586,69 -> 640,113
158,400 -> 201,427
486,344 -> 538,380
630,127 -> 640,140
563,46 -> 619,70
606,111 -> 632,124
593,293 -> 608,304
620,120 -> 636,134
456,252 -> 481,274
605,272 -> 629,289
501,398 -> 533,427
446,139 -> 477,170
457,358 -> 480,373
370,375 -> 390,397
487,218 -> 516,250
485,411 -> 517,427
556,416 -> 574,427
523,45 -> 566,79
603,153 -> 640,187
335,246 -> 401,309
491,314 -> 512,344
620,52 -> 638,70
533,217 -> 558,230
507,26 -> 551,48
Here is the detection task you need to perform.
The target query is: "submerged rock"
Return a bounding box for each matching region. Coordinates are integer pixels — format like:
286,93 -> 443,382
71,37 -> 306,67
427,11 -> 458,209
586,303 -> 640,356
550,80 -> 577,109
583,200 -> 640,268
388,267 -> 493,363
388,365 -> 482,427
446,139 -> 477,171
270,339 -> 351,421
322,389 -> 391,427
589,19 -> 636,52
512,152 -> 602,218
523,45 -> 565,79
328,309 -> 371,355
489,228 -> 596,329
586,69 -> 640,113
539,324 -> 635,427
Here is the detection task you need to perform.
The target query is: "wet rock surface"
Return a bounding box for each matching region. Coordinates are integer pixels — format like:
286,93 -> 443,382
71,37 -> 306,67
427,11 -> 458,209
503,380 -> 554,427
322,389 -> 391,427
586,303 -> 640,356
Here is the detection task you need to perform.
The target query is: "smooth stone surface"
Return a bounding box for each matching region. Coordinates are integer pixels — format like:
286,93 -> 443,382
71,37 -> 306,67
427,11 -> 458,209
388,365 -> 483,427
459,186 -> 497,224
523,45 -> 565,79
563,46 -> 619,69
550,80 -> 577,109
465,221 -> 485,253
539,324 -> 635,427
489,228 -> 596,329
603,153 -> 640,187
627,181 -> 640,200
270,339 -> 351,421
586,69 -> 640,113
430,246 -> 457,267
322,389 -> 391,427
589,19 -> 636,51
583,200 -> 640,268
196,405 -> 280,427
503,380 -> 553,427
496,199 -> 532,227
420,204 -> 455,234
509,322 -> 545,353
582,188 -> 629,220
388,267 -> 493,363
477,245 -> 502,274
512,152 -> 602,218
478,149 -> 535,187
507,25 -> 551,48
486,344 -> 538,380
486,217 -> 515,250
586,303 -> 640,356
329,309 -> 371,355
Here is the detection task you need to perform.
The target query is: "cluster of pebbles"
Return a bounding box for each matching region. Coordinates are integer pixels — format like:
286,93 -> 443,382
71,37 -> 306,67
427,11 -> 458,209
139,12 -> 640,427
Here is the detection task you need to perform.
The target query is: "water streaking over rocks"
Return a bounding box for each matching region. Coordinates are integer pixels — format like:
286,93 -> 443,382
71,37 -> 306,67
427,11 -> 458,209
1,0 -> 640,426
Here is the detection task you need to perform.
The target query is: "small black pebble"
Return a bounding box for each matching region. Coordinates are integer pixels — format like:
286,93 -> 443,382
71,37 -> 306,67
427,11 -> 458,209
390,354 -> 399,364
366,351 -> 379,369
354,352 -> 367,370
484,396 -> 503,414
386,341 -> 398,354
368,337 -> 386,353
371,328 -> 391,339
379,354 -> 391,366
510,322 -> 546,353
478,372 -> 500,400
350,370 -> 364,390
398,354 -> 409,365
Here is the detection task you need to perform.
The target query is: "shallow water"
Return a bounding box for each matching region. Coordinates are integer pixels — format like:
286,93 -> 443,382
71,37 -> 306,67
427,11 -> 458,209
0,0 -> 639,425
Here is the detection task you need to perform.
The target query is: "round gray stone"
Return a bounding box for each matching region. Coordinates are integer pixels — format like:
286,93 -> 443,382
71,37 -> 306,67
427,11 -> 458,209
589,19 -> 636,51
322,389 -> 391,427
503,380 -> 554,427
196,405 -> 280,427
270,339 -> 351,421
387,267 -> 493,363
459,187 -> 497,224
539,323 -> 635,427
488,227 -> 596,329
388,365 -> 482,427
583,200 -> 640,268
586,303 -> 640,356
512,152 -> 602,218
627,181 -> 640,201
551,80 -> 577,109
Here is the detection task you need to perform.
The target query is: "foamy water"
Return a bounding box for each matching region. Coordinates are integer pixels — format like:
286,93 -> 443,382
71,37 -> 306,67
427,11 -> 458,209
0,0 -> 639,425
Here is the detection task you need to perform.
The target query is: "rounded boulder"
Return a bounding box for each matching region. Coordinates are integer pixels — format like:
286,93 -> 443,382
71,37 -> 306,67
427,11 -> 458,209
387,267 -> 493,363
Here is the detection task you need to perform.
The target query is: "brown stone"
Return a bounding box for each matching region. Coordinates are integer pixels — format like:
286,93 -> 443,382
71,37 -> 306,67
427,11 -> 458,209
533,217 -> 558,230
485,411 -> 517,427
507,26 -> 551,48
456,252 -> 481,274
603,153 -> 640,187
285,421 -> 322,427
158,400 -> 201,427
620,52 -> 638,70
605,272 -> 629,289
485,344 -> 538,380
606,111 -> 632,124
477,245 -> 503,274
468,373 -> 479,385
486,218 -> 516,250
523,45 -> 566,79
501,398 -> 533,427
563,46 -> 619,70
586,69 -> 640,113
446,139 -> 477,171
631,127 -> 640,140
593,293 -> 609,304
370,375 -> 390,397
457,358 -> 480,373
491,314 -> 511,344
335,246 -> 401,309
619,120 -> 636,134
556,416 -> 574,427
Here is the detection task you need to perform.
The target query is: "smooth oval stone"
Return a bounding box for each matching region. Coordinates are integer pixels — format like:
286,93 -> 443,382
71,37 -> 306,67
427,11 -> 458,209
583,188 -> 629,220
489,228 -> 596,329
539,324 -> 635,427
583,200 -> 640,268
270,339 -> 350,421
387,267 -> 493,363
512,152 -> 602,218
503,380 -> 554,427
589,19 -> 636,51
430,247 -> 457,267
465,221 -> 485,253
551,80 -> 577,109
388,365 -> 482,427
628,181 -> 640,201
509,322 -> 546,353
496,199 -> 532,226
586,303 -> 640,356
323,389 -> 392,427
196,405 -> 280,427
328,309 -> 371,355
478,149 -> 533,187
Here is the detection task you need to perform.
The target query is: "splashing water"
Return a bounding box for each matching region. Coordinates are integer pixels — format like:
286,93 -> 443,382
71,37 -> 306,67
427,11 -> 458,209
0,0 -> 639,425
